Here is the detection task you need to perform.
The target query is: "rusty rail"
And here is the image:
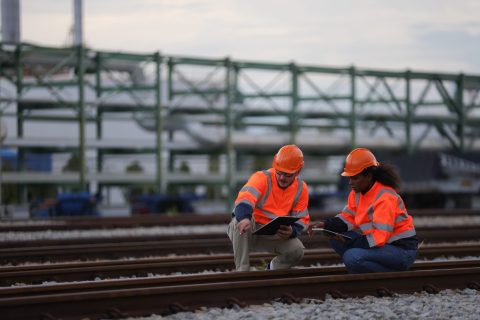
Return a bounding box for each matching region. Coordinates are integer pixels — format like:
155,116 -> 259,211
0,224 -> 479,264
0,263 -> 479,320
0,243 -> 479,286
0,208 -> 478,231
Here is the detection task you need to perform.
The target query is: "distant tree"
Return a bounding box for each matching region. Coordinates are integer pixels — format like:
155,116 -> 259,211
1,161 -> 18,204
62,152 -> 86,172
60,152 -> 88,192
168,160 -> 192,195
179,160 -> 190,173
126,160 -> 143,173
206,153 -> 220,199
253,155 -> 270,172
123,161 -> 156,202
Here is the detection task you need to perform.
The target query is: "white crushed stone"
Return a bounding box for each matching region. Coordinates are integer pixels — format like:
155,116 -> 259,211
121,288 -> 479,320
6,255 -> 480,288
2,216 -> 480,241
2,218 -> 479,318
0,220 -> 67,226
413,215 -> 480,227
0,225 -> 227,241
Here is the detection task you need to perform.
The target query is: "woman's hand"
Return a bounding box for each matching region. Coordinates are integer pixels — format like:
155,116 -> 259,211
307,221 -> 325,236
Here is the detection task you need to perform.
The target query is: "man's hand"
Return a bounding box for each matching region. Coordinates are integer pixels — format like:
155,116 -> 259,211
237,218 -> 252,235
276,225 -> 293,239
307,221 -> 325,236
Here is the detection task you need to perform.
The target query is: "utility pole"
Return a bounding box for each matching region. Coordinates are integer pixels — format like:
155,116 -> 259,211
73,0 -> 83,45
1,0 -> 21,44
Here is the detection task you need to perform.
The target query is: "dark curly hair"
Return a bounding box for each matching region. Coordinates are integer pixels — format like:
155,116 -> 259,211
362,162 -> 401,192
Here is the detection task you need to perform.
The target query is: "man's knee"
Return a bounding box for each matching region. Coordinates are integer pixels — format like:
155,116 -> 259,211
283,241 -> 304,263
271,244 -> 304,270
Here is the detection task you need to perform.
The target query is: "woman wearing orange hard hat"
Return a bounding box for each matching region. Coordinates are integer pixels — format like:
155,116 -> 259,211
308,148 -> 418,273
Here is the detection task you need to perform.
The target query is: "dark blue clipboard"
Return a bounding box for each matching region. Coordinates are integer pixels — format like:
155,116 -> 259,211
253,216 -> 300,235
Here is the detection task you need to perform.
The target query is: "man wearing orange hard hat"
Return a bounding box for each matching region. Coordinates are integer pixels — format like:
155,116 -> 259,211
227,144 -> 310,271
308,148 -> 418,273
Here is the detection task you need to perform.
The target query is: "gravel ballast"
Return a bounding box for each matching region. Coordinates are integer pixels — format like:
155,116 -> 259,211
2,215 -> 480,241
123,288 -> 479,320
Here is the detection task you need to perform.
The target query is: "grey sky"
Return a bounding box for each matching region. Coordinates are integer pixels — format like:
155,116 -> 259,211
19,0 -> 480,74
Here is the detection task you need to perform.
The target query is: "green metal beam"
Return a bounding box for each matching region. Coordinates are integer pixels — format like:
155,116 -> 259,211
154,52 -> 164,193
350,66 -> 357,149
225,58 -> 235,206
77,45 -> 87,191
2,41 -> 480,205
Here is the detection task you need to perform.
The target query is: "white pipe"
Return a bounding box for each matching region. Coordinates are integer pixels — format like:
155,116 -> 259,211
73,0 -> 83,45
1,0 -> 20,44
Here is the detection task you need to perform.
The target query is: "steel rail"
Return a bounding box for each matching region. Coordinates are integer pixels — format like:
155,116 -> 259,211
0,244 -> 479,286
1,224 -> 479,249
2,259 -> 480,298
0,225 -> 479,263
0,264 -> 479,320
0,208 -> 478,231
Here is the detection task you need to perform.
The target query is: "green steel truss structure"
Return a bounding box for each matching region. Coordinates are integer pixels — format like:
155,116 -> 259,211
0,43 -> 480,205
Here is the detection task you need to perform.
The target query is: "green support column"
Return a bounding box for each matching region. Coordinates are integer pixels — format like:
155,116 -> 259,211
349,66 -> 357,149
95,53 -> 103,139
95,52 -> 103,195
405,70 -> 413,154
290,62 -> 299,144
154,52 -> 165,193
457,73 -> 465,152
77,45 -> 87,191
225,58 -> 235,208
15,45 -> 24,170
167,58 -> 174,101
15,45 -> 23,137
15,44 -> 26,202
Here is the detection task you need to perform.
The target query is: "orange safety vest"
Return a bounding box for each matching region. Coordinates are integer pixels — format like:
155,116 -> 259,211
337,181 -> 416,247
234,168 -> 310,229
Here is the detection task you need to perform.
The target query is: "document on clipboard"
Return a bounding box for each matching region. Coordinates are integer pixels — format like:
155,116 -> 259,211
312,228 -> 353,240
253,216 -> 300,235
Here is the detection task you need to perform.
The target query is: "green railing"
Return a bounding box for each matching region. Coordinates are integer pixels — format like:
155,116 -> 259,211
0,42 -> 479,206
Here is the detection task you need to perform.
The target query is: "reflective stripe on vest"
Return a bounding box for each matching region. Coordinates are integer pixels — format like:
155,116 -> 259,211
347,188 -> 411,220
240,186 -> 261,200
337,214 -> 355,230
256,170 -> 272,209
342,206 -> 356,216
255,170 -> 303,219
340,187 -> 415,242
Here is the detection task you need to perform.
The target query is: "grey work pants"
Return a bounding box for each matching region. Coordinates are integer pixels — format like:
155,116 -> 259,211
227,217 -> 305,271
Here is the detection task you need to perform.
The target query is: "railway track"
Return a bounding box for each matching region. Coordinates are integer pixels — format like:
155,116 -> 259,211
2,222 -> 480,248
0,208 -> 478,232
1,260 -> 479,320
1,243 -> 479,286
1,224 -> 479,264
0,212 -> 478,319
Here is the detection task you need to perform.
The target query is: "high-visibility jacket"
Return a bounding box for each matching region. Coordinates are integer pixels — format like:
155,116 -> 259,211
234,168 -> 310,229
337,181 -> 416,247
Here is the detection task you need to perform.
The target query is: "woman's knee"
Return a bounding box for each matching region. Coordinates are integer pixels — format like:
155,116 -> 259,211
342,249 -> 365,269
399,249 -> 418,270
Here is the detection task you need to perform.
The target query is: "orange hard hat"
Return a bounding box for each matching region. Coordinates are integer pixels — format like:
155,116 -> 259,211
341,148 -> 379,177
272,144 -> 304,174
